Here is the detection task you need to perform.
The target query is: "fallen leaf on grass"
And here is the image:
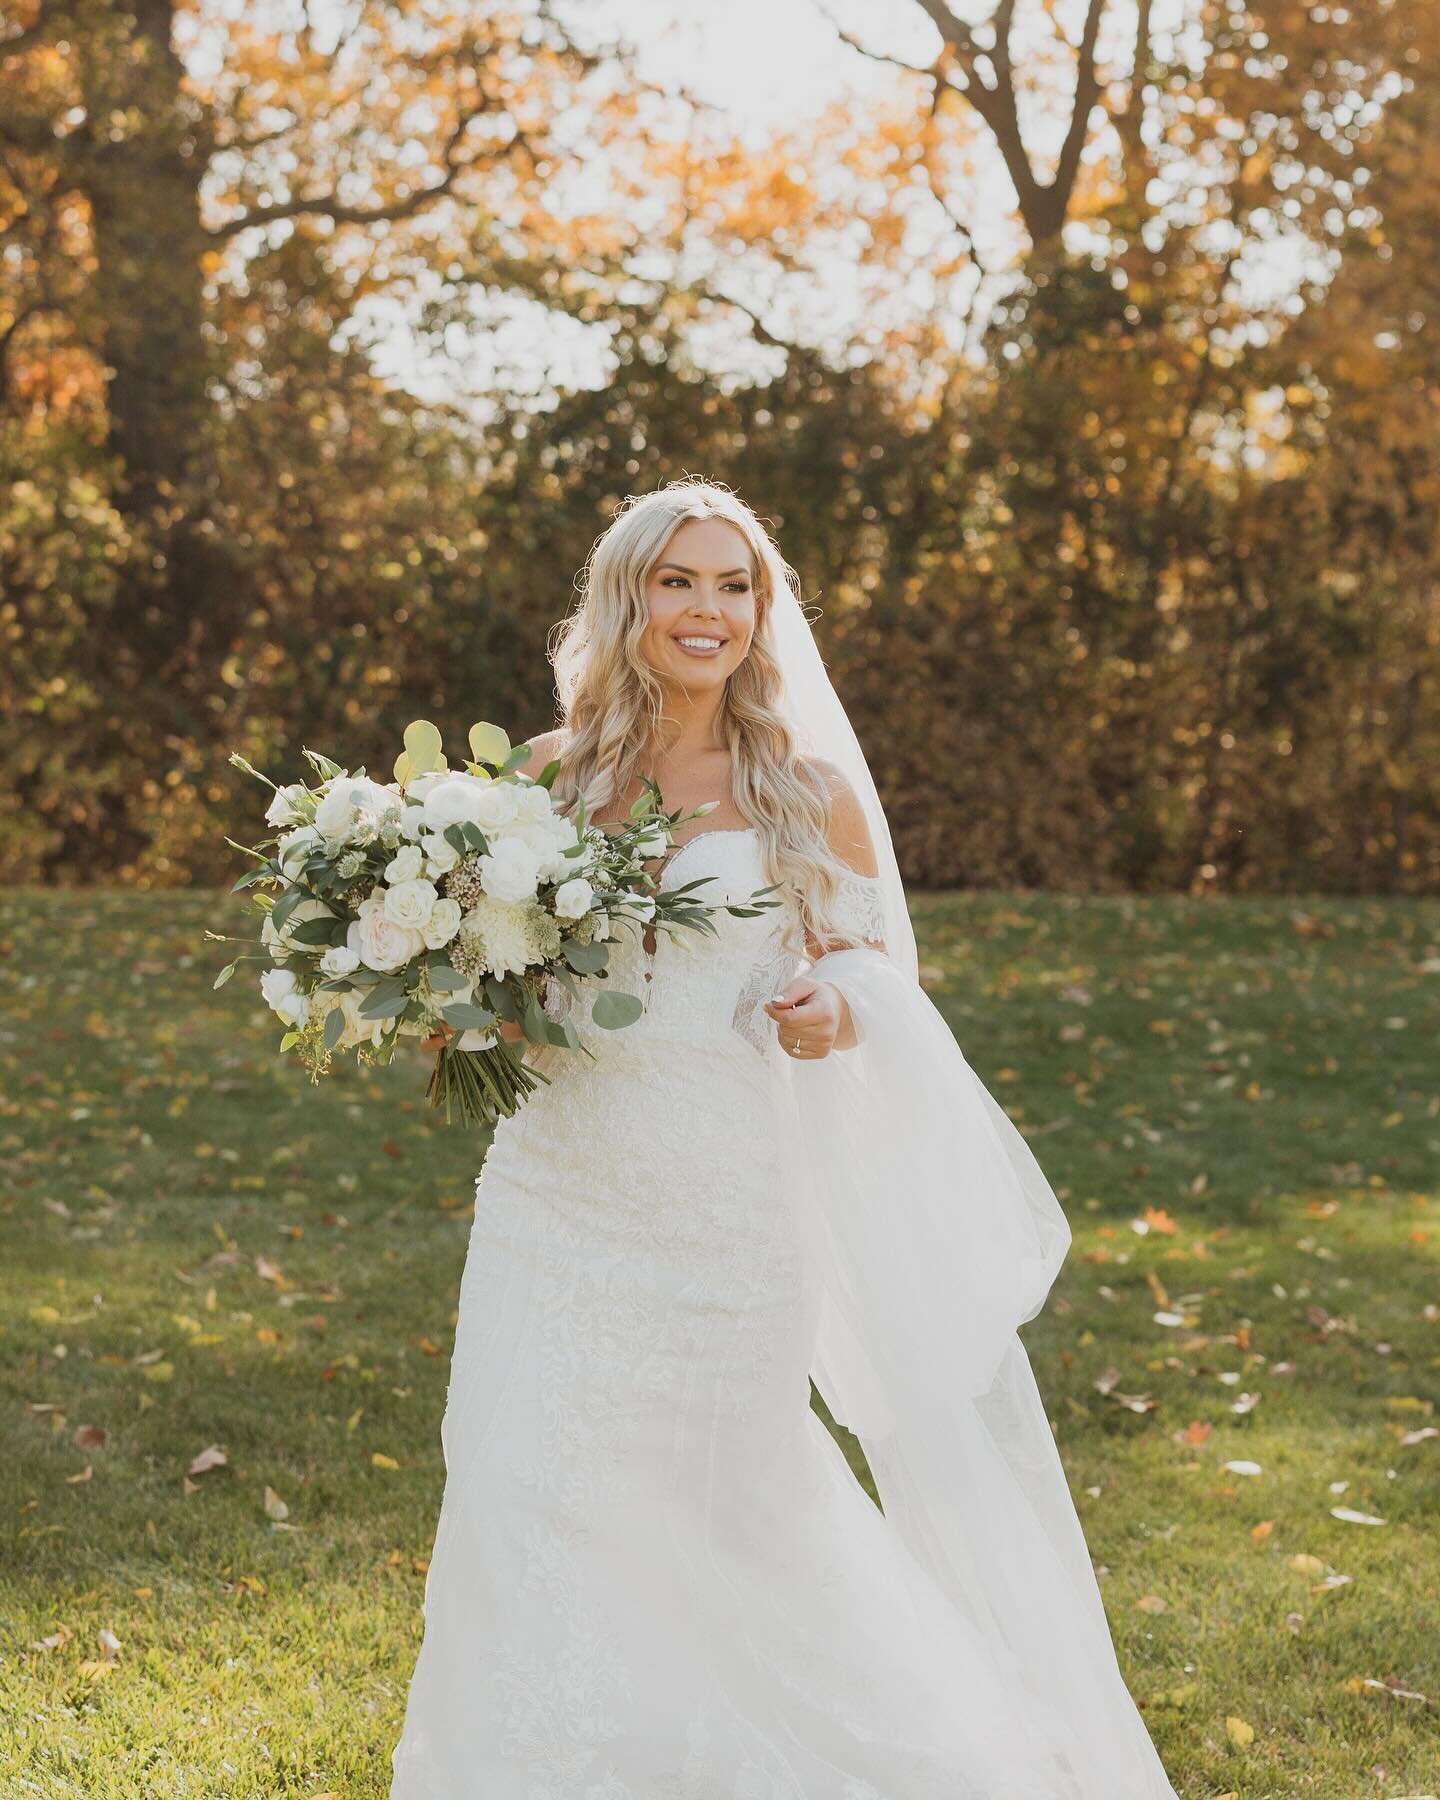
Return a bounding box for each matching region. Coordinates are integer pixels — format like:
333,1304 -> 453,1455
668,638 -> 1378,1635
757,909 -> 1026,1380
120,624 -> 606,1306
65,1465 -> 93,1485
188,1444 -> 227,1476
1331,1506 -> 1386,1526
1225,1715 -> 1255,1748
263,1486 -> 289,1522
73,1425 -> 107,1450
371,1452 -> 400,1471
1221,1460 -> 1263,1477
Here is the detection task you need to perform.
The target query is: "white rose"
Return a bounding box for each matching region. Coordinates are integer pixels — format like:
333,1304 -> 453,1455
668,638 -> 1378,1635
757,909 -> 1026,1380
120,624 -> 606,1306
421,833 -> 459,877
276,824 -> 322,880
315,775 -> 397,847
385,843 -> 424,885
405,769 -> 450,802
265,782 -> 308,828
260,966 -> 309,1027
272,894 -> 336,957
620,892 -> 656,923
471,781 -> 521,834
398,800 -> 429,841
421,775 -> 492,834
382,877 -> 437,929
335,987 -> 384,1049
591,910 -> 612,941
479,837 -> 542,905
320,944 -> 361,977
422,896 -> 463,948
553,877 -> 594,920
515,782 -> 553,823
347,892 -> 425,974
633,825 -> 668,860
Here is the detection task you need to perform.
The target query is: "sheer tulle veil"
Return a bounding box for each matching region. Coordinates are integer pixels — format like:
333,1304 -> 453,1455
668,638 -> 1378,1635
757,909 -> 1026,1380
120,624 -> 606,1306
767,577 -> 1181,1797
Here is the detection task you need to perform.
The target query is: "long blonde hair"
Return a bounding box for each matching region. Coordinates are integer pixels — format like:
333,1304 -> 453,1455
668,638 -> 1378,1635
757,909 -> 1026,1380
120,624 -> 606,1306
546,477 -> 868,960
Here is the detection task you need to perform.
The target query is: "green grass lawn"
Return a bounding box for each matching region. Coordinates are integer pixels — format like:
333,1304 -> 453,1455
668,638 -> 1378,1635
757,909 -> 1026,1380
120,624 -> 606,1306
3,888 -> 1437,1799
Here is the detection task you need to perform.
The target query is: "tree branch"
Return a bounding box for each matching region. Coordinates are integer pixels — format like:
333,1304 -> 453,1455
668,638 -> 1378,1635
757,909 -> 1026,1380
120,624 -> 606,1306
1048,0 -> 1108,230
207,97 -> 507,241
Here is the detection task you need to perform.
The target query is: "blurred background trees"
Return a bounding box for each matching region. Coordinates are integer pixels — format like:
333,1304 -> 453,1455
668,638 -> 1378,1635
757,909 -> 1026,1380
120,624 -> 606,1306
1,0 -> 1435,892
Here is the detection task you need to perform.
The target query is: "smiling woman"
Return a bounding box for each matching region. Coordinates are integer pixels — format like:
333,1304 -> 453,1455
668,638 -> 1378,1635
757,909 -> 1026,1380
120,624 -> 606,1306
388,477 -> 1182,1799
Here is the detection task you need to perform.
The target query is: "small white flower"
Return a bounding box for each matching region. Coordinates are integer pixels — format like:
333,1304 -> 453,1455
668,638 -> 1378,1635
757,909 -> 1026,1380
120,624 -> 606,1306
422,896 -> 463,948
265,782 -> 308,828
382,876 -> 438,929
553,876 -> 594,920
620,892 -> 656,923
320,944 -> 361,977
276,825 -> 321,879
398,802 -> 428,842
260,966 -> 309,1027
420,832 -> 459,876
385,843 -> 424,885
478,836 -> 542,906
633,825 -> 667,860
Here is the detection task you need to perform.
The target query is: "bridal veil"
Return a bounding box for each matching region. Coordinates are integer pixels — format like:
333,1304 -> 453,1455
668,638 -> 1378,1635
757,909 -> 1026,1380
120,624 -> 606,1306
766,576 -> 1180,1797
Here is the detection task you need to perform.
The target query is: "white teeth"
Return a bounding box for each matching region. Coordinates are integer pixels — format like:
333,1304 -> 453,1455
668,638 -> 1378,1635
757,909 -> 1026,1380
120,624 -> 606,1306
676,636 -> 723,648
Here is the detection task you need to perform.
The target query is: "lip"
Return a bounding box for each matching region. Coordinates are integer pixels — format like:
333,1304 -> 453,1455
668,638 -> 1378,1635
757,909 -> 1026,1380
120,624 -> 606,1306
671,632 -> 729,657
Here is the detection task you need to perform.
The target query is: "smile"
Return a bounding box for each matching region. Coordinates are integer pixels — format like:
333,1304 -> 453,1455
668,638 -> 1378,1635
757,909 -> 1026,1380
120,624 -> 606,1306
673,635 -> 727,656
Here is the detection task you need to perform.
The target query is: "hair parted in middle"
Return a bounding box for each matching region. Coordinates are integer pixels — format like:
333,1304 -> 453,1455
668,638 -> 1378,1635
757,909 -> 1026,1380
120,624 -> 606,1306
544,475 -> 873,963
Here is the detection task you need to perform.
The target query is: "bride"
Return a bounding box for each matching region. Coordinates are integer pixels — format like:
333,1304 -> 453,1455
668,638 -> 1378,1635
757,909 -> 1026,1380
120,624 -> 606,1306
389,478 -> 1181,1797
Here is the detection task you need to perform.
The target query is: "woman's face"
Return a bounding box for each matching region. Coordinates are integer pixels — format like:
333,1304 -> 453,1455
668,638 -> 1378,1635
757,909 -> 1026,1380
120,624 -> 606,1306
640,517 -> 758,692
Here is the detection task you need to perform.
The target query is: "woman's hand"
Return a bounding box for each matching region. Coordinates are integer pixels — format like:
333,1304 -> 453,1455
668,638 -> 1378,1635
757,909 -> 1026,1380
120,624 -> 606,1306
763,977 -> 855,1058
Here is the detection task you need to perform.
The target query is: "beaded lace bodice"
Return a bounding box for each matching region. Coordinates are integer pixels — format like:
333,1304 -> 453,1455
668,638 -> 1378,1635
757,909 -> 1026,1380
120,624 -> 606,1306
542,827 -> 887,1064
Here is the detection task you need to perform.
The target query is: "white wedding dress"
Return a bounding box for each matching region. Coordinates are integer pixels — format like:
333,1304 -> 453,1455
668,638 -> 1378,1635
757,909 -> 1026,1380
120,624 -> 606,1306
389,829 -> 1168,1797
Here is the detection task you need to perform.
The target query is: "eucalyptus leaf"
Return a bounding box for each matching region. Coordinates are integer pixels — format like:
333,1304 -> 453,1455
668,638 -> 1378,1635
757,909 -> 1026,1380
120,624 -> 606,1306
468,721 -> 511,767
359,992 -> 409,1020
403,718 -> 445,774
591,989 -> 644,1030
563,941 -> 609,975
427,966 -> 471,992
441,1003 -> 496,1029
323,1006 -> 346,1051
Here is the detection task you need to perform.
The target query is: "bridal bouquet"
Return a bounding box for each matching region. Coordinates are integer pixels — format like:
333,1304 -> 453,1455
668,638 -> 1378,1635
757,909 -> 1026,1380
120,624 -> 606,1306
212,719 -> 781,1128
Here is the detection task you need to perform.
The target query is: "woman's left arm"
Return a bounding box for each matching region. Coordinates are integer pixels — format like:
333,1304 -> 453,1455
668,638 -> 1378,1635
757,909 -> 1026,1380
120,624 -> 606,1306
762,765 -> 886,1060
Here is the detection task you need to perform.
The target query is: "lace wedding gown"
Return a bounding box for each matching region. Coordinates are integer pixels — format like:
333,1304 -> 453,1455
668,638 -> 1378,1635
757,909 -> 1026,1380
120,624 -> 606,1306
389,828 -> 1091,1797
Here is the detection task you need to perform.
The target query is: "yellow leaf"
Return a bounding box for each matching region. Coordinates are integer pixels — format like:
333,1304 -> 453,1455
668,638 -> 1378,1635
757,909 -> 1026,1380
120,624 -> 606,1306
142,1362 -> 175,1383
468,720 -> 511,768
402,718 -> 445,774
1287,1553 -> 1326,1576
263,1485 -> 290,1522
371,1452 -> 400,1471
1225,1715 -> 1255,1748
30,1305 -> 62,1326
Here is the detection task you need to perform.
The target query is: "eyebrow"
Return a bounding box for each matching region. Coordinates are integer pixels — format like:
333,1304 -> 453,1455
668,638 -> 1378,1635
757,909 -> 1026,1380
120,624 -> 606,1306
657,562 -> 750,577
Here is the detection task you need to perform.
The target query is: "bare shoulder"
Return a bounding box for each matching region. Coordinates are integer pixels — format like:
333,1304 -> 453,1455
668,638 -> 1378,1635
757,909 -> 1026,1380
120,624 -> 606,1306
515,727 -> 570,778
798,755 -> 880,878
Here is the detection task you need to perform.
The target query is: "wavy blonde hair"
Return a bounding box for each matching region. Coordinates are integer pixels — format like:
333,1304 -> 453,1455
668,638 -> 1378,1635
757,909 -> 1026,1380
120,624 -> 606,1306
545,476 -> 870,961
